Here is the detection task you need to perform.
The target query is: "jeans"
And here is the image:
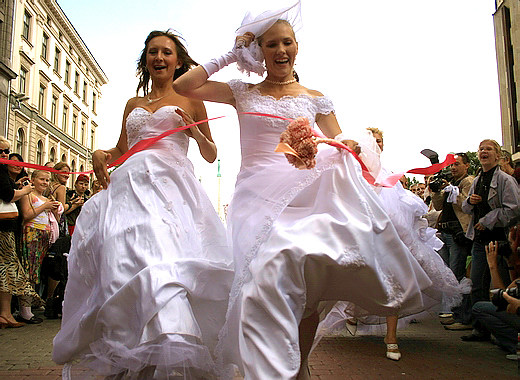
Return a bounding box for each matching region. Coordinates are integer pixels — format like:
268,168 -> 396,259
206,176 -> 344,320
473,301 -> 520,354
438,231 -> 470,281
470,241 -> 491,306
438,231 -> 472,323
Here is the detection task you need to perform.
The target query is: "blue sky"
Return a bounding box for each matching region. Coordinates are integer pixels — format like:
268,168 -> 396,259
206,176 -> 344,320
57,0 -> 501,206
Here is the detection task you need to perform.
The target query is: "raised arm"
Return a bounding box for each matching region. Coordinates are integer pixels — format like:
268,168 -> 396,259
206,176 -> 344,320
92,99 -> 133,189
173,65 -> 235,106
172,35 -> 257,107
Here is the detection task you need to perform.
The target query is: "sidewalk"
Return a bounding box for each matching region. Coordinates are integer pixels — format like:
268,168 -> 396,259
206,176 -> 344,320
0,312 -> 517,379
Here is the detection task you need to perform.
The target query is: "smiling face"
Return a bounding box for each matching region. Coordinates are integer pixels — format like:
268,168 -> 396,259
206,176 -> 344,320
32,171 -> 50,193
478,140 -> 500,171
259,21 -> 298,81
7,156 -> 21,178
57,167 -> 70,186
145,36 -> 180,83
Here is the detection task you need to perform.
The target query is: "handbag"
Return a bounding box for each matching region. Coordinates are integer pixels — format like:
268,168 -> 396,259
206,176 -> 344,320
0,199 -> 18,219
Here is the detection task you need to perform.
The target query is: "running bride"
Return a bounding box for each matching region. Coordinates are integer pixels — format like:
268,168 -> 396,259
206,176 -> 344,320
52,30 -> 233,380
174,2 -> 436,379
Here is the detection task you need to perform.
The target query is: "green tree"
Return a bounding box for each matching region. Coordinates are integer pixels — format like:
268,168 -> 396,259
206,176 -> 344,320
464,151 -> 480,176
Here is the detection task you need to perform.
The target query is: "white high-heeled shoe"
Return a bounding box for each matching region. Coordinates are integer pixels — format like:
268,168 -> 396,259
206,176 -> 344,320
386,343 -> 401,361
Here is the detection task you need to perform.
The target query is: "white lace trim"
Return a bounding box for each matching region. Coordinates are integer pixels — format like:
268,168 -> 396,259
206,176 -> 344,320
228,79 -> 335,129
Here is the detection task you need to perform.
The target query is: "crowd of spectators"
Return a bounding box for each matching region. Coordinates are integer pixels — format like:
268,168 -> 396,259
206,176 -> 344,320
401,139 -> 520,360
0,136 -> 99,327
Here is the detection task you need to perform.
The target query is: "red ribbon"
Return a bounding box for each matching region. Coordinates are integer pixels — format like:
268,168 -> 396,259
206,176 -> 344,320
0,111 -> 454,188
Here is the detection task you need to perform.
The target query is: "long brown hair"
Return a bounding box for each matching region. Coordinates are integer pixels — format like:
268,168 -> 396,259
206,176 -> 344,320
136,30 -> 198,96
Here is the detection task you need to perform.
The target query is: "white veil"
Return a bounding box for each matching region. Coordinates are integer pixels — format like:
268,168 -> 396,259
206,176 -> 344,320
234,0 -> 302,76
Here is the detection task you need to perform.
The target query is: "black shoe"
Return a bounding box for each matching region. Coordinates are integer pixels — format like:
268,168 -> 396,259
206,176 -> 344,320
461,333 -> 490,342
15,315 -> 43,324
44,297 -> 60,319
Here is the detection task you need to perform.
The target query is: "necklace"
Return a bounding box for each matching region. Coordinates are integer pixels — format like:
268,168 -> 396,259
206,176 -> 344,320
146,94 -> 167,104
264,78 -> 297,86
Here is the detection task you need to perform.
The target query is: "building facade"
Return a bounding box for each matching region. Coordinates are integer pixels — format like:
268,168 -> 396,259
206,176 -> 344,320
0,0 -> 17,136
494,0 -> 520,159
8,0 -> 107,179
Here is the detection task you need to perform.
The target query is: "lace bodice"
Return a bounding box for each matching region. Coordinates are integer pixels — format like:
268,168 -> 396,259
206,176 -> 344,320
125,106 -> 189,155
228,79 -> 335,164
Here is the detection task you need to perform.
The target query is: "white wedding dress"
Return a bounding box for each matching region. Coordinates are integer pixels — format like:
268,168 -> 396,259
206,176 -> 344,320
215,80 -> 436,379
316,135 -> 469,337
53,106 -> 233,380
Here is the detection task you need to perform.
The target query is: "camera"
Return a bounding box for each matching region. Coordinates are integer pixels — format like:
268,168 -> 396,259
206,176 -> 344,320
491,280 -> 520,311
22,180 -> 29,186
428,170 -> 453,193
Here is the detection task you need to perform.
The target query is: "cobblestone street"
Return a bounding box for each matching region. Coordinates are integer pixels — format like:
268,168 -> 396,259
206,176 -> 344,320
0,312 -> 517,379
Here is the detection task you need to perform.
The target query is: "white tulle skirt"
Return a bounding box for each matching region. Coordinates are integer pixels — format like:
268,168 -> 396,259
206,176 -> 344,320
52,149 -> 233,379
317,182 -> 470,337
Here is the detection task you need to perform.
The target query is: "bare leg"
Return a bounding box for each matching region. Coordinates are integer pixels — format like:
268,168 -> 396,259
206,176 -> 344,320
0,292 -> 16,322
297,311 -> 319,380
384,315 -> 401,360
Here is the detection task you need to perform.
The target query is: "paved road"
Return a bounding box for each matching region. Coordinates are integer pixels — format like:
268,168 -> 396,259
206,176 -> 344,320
0,312 -> 517,379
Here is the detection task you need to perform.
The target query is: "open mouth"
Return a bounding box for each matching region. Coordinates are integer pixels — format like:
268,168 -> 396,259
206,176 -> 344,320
275,58 -> 290,65
154,65 -> 167,71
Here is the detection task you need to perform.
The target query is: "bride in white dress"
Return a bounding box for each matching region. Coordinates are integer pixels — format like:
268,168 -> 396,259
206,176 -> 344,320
173,3 -> 439,379
52,31 -> 233,380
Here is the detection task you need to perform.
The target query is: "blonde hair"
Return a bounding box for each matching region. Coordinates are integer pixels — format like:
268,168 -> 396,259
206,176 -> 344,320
0,136 -> 11,148
367,127 -> 383,137
479,139 -> 501,156
31,169 -> 50,180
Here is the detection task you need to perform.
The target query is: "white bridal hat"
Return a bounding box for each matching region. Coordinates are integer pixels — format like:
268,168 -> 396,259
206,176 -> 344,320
234,0 -> 302,76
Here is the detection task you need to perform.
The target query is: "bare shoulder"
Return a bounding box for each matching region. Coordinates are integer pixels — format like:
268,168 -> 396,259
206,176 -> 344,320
125,96 -> 141,110
303,87 -> 325,98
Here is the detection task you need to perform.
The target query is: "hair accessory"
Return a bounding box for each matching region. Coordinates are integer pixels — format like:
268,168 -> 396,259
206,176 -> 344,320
234,0 -> 302,76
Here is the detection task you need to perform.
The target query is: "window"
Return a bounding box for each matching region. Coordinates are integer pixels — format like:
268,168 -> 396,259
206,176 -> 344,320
62,105 -> 68,132
74,71 -> 79,93
61,153 -> 66,162
54,47 -> 60,72
36,140 -> 43,165
19,67 -> 27,94
22,11 -> 31,41
38,85 -> 46,114
41,33 -> 49,61
72,114 -> 77,139
91,128 -> 95,150
65,61 -> 70,85
71,160 -> 76,183
81,120 -> 85,144
51,95 -> 57,124
16,129 -> 24,155
92,92 -> 96,113
82,81 -> 87,102
49,147 -> 55,163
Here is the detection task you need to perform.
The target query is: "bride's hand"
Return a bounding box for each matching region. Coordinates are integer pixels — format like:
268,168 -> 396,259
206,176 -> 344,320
176,109 -> 204,141
235,32 -> 255,49
92,150 -> 112,189
341,139 -> 361,155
